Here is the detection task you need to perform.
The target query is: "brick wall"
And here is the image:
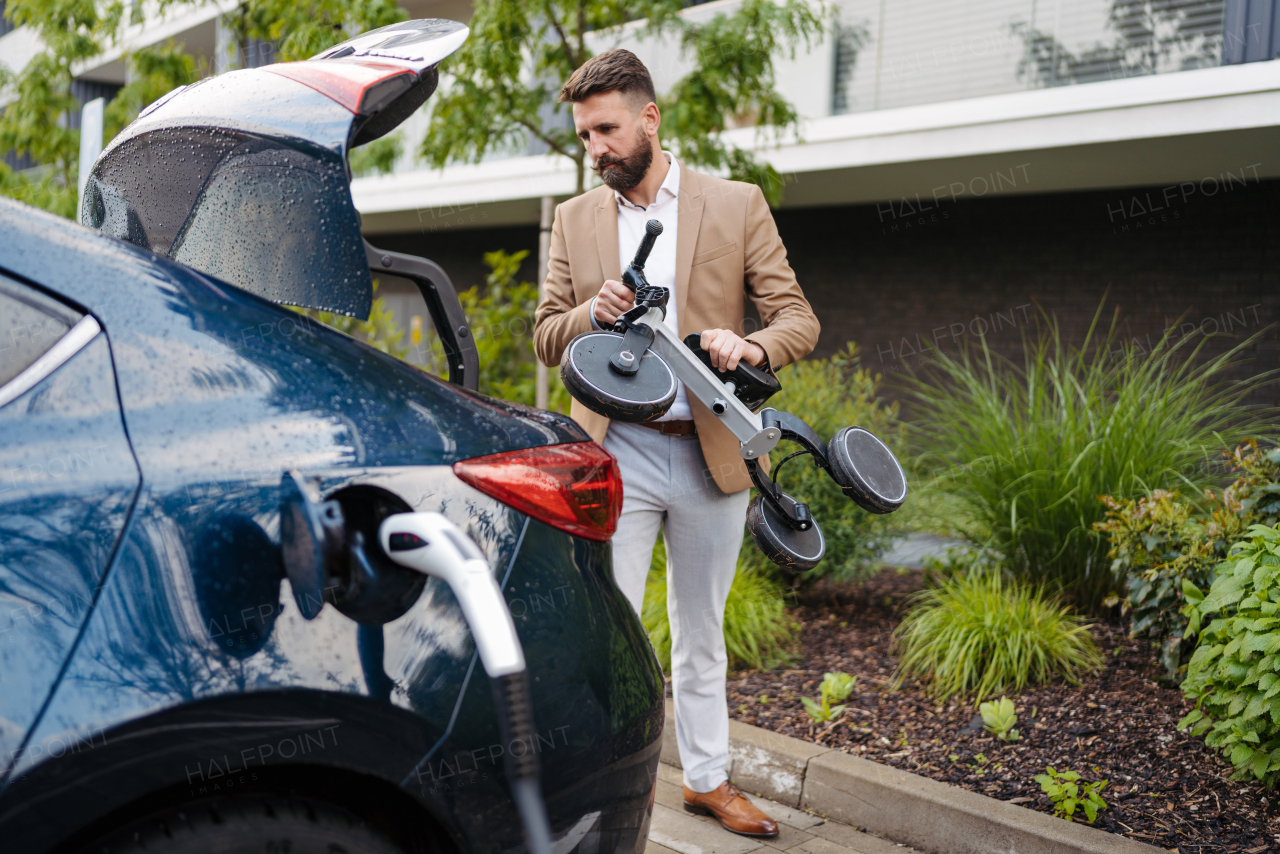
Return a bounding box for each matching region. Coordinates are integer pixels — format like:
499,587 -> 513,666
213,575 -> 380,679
778,177 -> 1280,408
371,176 -> 1280,407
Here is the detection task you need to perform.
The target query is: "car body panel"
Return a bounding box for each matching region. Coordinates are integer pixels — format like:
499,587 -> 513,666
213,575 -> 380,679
0,328 -> 141,777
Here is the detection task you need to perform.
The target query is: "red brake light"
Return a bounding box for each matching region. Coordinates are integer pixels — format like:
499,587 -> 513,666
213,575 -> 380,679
264,60 -> 415,115
453,443 -> 623,542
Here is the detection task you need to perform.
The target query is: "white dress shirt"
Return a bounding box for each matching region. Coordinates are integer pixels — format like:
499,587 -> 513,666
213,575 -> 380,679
604,152 -> 691,421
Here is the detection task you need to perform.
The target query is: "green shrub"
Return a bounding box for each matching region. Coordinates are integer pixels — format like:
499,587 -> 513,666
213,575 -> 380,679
1096,441 -> 1280,681
892,571 -> 1101,703
910,305 -> 1272,612
1179,524 -> 1280,786
1095,489 -> 1230,682
349,131 -> 404,178
295,280 -> 410,359
1035,766 -> 1108,823
420,249 -> 572,413
1224,440 -> 1280,527
642,538 -> 798,673
744,342 -> 906,584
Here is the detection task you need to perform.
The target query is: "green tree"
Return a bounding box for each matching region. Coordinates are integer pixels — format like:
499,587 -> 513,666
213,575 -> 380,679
420,0 -> 826,203
0,0 -> 404,217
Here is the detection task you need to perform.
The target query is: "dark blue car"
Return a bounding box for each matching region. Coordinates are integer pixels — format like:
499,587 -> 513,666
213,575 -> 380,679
0,20 -> 663,854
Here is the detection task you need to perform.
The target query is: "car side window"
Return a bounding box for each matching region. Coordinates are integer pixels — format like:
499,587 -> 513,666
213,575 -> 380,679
0,278 -> 84,388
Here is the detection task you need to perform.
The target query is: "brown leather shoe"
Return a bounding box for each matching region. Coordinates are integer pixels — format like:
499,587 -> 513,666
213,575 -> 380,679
683,781 -> 778,837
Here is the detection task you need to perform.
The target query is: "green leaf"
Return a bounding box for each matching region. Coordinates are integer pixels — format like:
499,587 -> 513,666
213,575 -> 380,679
1203,575 -> 1246,613
1245,633 -> 1274,655
1269,696 -> 1280,724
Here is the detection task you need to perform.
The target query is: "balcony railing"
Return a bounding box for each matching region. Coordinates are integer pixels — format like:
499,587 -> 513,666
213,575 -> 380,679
831,0 -> 1229,115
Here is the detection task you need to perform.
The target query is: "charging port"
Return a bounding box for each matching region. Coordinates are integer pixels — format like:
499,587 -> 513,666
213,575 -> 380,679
325,485 -> 426,625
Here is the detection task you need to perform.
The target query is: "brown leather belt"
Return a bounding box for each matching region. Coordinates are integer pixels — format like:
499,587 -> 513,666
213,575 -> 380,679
636,420 -> 697,436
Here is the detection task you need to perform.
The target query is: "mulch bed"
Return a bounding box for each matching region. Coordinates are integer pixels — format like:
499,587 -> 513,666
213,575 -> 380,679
725,567 -> 1280,853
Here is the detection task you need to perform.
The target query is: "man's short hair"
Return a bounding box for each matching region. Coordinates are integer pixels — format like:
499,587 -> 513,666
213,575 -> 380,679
558,49 -> 656,111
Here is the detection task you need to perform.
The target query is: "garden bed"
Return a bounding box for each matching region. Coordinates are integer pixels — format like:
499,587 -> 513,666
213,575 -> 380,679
725,568 -> 1280,853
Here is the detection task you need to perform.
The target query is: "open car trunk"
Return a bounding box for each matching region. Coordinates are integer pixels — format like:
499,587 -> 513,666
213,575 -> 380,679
81,20 -> 467,322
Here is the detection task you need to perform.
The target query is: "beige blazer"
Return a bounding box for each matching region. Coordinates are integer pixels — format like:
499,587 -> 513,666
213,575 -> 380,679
533,162 -> 821,494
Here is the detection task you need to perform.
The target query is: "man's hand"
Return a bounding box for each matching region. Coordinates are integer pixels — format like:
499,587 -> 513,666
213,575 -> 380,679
700,328 -> 766,372
593,280 -> 635,326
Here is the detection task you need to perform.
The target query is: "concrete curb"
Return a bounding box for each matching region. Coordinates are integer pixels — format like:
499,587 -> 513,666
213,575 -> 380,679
661,699 -> 1161,854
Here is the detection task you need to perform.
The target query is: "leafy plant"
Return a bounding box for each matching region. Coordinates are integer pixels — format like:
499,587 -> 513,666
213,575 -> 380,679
1095,490 -> 1229,681
419,249 -> 572,412
349,131 -> 404,178
1034,766 -> 1108,823
979,696 -> 1020,742
743,342 -> 906,585
643,538 -> 798,673
893,571 -> 1101,703
294,280 -> 409,359
1179,524 -> 1280,787
1227,441 -> 1280,526
1096,441 -> 1280,681
823,671 -> 857,702
909,303 -> 1274,613
802,671 -> 857,723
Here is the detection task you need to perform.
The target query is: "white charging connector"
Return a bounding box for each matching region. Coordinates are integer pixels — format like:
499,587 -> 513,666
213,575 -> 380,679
377,512 -> 551,854
378,511 -> 524,676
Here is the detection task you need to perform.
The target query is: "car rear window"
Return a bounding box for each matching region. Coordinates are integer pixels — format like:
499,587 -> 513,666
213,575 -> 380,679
84,127 -> 371,318
0,278 -> 83,387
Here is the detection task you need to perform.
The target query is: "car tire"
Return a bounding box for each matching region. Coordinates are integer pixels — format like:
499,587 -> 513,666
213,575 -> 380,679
81,794 -> 407,854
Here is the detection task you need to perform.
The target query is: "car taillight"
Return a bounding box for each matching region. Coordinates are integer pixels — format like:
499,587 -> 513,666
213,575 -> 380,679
453,443 -> 623,542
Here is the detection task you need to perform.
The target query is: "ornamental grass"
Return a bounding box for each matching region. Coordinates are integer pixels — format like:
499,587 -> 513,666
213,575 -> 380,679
892,571 -> 1102,704
908,303 -> 1273,613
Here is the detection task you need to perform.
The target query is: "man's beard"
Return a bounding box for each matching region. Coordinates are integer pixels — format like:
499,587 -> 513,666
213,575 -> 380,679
593,126 -> 654,192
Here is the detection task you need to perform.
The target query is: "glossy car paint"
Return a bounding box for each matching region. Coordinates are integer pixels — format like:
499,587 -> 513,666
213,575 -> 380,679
0,327 -> 141,777
0,200 -> 663,853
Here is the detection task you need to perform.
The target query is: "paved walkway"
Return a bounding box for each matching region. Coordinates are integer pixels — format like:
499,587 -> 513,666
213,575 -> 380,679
646,763 -> 919,854
880,534 -> 968,570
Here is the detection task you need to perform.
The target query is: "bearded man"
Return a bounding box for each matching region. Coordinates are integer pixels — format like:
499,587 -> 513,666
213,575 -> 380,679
533,49 -> 820,839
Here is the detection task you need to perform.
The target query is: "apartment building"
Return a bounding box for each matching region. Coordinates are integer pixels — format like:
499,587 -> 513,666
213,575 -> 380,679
3,0 -> 1278,399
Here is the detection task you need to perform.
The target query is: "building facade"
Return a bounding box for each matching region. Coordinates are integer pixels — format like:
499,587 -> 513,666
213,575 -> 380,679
3,0 -> 1278,401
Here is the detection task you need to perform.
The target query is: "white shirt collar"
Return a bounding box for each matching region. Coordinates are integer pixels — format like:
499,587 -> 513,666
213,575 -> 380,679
615,152 -> 679,211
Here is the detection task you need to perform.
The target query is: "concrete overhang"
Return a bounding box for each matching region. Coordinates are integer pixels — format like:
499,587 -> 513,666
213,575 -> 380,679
352,59 -> 1280,233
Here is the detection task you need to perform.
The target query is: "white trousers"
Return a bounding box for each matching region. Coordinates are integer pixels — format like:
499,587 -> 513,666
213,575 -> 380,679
603,422 -> 750,793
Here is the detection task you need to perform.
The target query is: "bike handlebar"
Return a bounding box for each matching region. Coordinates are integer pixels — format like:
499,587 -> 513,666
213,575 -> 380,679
621,219 -> 663,293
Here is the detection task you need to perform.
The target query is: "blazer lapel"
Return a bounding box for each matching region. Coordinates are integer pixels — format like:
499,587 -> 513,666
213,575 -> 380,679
594,191 -> 620,287
675,163 -> 705,336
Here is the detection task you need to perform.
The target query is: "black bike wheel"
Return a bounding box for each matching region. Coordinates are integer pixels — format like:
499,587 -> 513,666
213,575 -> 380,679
746,494 -> 825,573
80,795 -> 406,854
827,426 -> 908,514
560,331 -> 676,422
